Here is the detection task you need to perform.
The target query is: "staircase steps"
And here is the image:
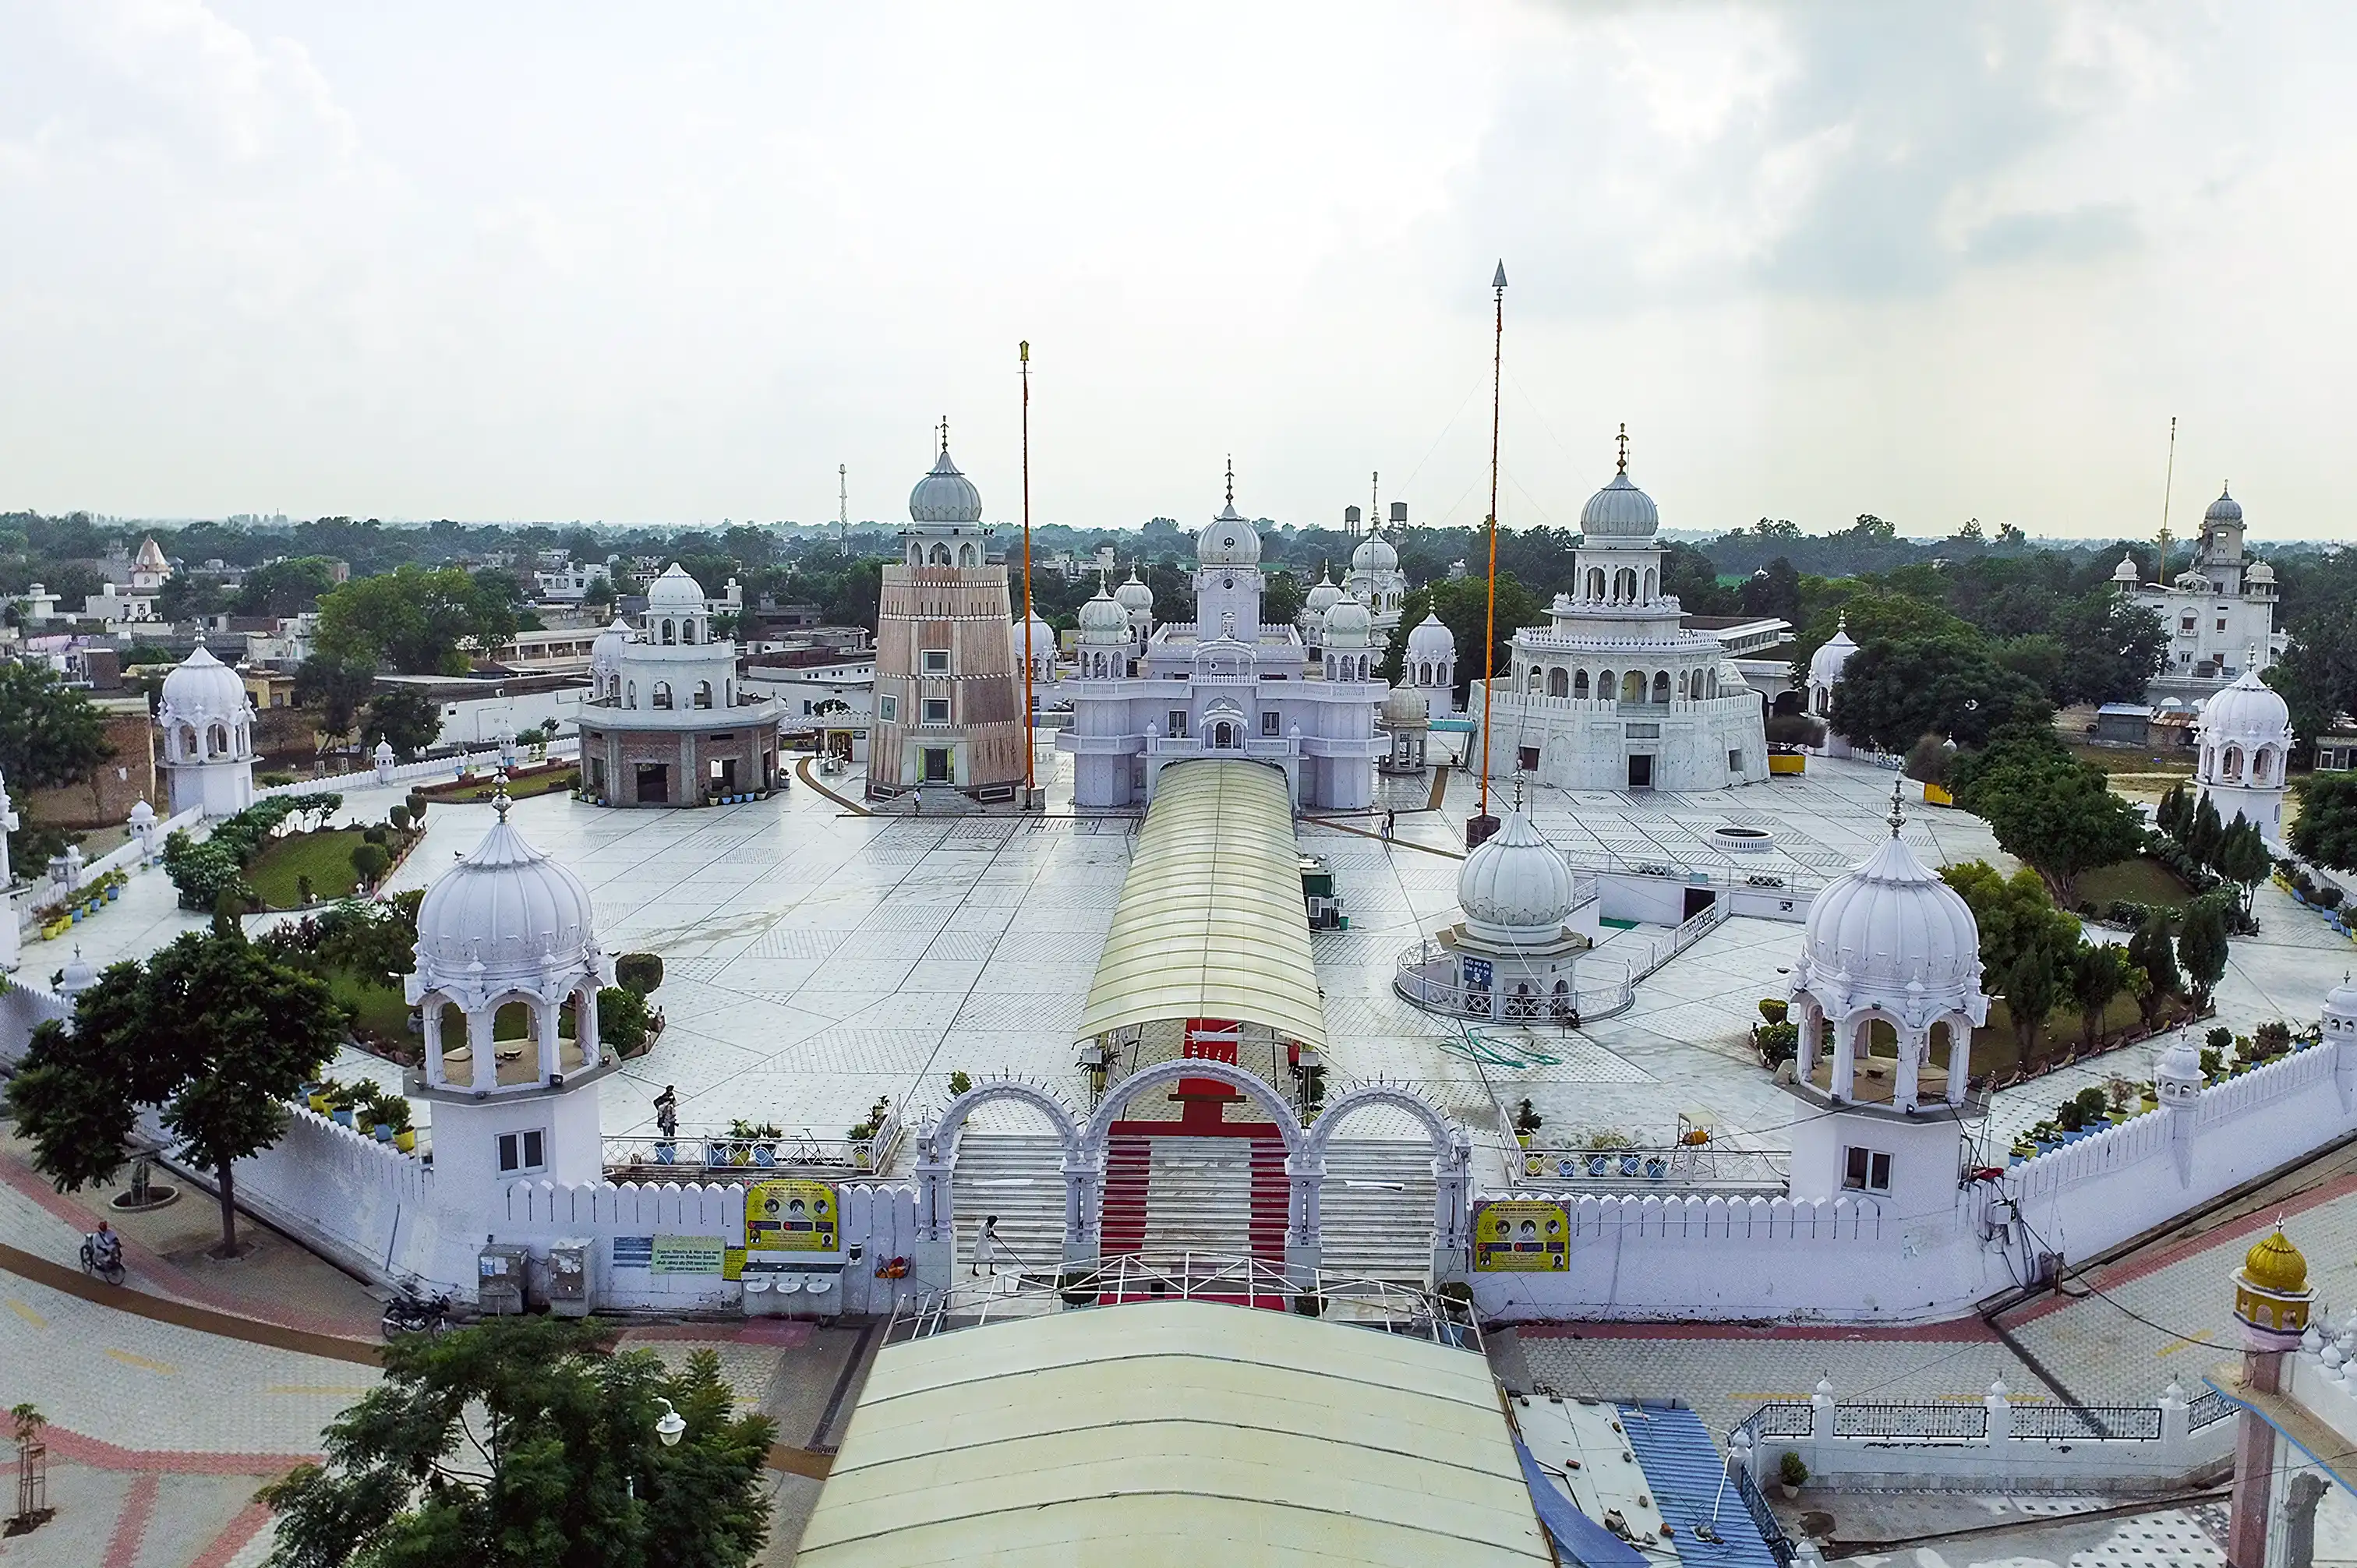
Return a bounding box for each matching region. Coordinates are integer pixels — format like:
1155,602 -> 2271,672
950,1132 -> 1067,1275
1316,1139 -> 1440,1280
1097,1132 -> 1153,1256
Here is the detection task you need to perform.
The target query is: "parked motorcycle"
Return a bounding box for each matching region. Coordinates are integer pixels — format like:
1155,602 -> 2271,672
380,1291 -> 455,1338
80,1233 -> 126,1286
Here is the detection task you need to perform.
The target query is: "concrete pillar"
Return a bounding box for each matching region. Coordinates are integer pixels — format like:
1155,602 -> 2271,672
2157,1379 -> 2189,1457
2230,1349 -> 2286,1568
1896,1026 -> 1923,1112
1061,1142 -> 1104,1268
1984,1376 -> 2012,1446
1946,1014 -> 1971,1107
1810,1376 -> 1836,1443
1829,1014 -> 1857,1101
536,992 -> 561,1082
468,1005 -> 498,1092
422,1003 -> 447,1089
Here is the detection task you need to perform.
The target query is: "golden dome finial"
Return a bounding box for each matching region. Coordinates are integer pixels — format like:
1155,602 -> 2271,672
2242,1224 -> 2308,1294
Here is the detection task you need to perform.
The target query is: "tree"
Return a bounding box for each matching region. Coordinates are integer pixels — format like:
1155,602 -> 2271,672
349,841 -> 391,888
363,687 -> 443,761
1262,569 -> 1307,629
2000,943 -> 2064,1058
294,655 -> 378,740
2070,941 -> 2128,1051
1949,733 -> 2146,905
7,930 -> 342,1256
260,1317 -> 774,1568
2270,605 -> 2357,745
599,986 -> 650,1053
0,659 -> 112,793
2128,910 -> 2180,1027
1828,633 -> 2051,752
2177,898 -> 2230,1011
314,565 -> 492,676
2217,818 -> 2272,920
2292,772 -> 2357,872
614,953 -> 665,996
1940,860 -> 2081,996
2186,793 -> 2224,869
2155,781 -> 2192,842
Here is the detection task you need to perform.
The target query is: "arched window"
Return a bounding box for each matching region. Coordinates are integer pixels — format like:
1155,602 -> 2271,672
1416,662 -> 1429,685
694,681 -> 713,710
958,543 -> 977,567
1574,670 -> 1590,699
1616,568 -> 1638,602
681,620 -> 697,645
627,681 -> 636,707
1622,671 -> 1645,703
1214,722 -> 1235,748
1598,671 -> 1616,704
1652,671 -> 1670,704
2222,746 -> 2243,782
660,619 -> 676,645
908,544 -> 923,567
207,722 -> 228,757
1547,668 -> 1570,697
1814,687 -> 1828,716
929,543 -> 952,567
1587,567 -> 1605,599
1643,568 -> 1657,601
652,683 -> 673,710
2253,746 -> 2275,785
1324,655 -> 1335,680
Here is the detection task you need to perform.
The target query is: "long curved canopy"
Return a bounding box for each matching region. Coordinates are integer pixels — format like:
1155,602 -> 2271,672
1076,759 -> 1326,1051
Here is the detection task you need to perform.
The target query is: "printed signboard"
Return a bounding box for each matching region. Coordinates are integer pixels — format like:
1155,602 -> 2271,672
746,1179 -> 839,1252
1474,1199 -> 1569,1272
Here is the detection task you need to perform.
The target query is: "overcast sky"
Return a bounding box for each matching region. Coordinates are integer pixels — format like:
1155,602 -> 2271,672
3,2 -> 2350,539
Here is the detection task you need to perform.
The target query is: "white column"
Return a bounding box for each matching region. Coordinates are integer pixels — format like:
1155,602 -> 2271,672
1829,1012 -> 1858,1101
468,1006 -> 498,1092
422,1003 -> 447,1089
1896,1025 -> 1924,1112
1945,1015 -> 1970,1107
536,994 -> 561,1082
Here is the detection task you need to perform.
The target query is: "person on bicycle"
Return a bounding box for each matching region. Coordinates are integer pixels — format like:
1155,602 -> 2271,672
90,1220 -> 122,1271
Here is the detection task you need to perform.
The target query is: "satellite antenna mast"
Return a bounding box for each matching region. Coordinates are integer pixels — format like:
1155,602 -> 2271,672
1476,260 -> 1507,839
2157,415 -> 2177,577
1020,341 -> 1036,807
838,464 -> 849,546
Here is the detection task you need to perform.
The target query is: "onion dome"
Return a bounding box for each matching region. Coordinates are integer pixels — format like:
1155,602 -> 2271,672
2205,485 -> 2243,525
2154,1030 -> 2206,1091
2327,971 -> 2357,1022
127,798 -> 154,831
1579,471 -> 1660,540
1457,810 -> 1575,945
159,638 -> 250,724
1197,503 -> 1261,568
1381,686 -> 1429,729
590,619 -> 630,681
1012,610 -> 1057,661
2243,1227 -> 2308,1295
2196,666 -> 2291,747
1304,569 -> 1344,618
1115,567 -> 1154,619
1800,800 -> 1983,1001
908,447 -> 984,523
1352,532 -> 1398,574
56,945 -> 98,998
1322,593 -> 1373,648
2112,553 -> 2141,585
415,794 -> 599,980
1809,619 -> 1860,689
1405,612 -> 1455,667
644,564 -> 708,615
2247,558 -> 2276,585
1077,585 -> 1132,645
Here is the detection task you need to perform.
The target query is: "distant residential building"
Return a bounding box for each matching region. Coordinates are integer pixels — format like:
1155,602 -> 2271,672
534,560 -> 612,603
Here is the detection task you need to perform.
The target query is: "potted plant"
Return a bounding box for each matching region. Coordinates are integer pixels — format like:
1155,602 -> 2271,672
309,1077 -> 346,1116
1777,1450 -> 1808,1499
948,1070 -> 974,1098
725,1118 -> 762,1166
1513,1099 -> 1543,1149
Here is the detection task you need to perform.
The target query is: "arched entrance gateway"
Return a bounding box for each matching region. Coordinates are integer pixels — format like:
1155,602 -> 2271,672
913,1061 -> 1471,1298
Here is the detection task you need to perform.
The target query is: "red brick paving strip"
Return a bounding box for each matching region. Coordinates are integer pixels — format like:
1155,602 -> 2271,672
0,1240 -> 382,1365
189,1499 -> 280,1568
100,1472 -> 160,1568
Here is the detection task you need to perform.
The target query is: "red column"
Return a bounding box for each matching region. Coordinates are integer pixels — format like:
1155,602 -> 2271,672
2228,1348 -> 2281,1568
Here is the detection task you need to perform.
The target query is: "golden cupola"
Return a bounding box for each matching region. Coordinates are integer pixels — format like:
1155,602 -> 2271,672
2234,1225 -> 2313,1342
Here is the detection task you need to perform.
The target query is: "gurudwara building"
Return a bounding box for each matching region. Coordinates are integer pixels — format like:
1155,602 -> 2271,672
868,429 -> 1028,805
1469,437 -> 1768,793
1055,466 -> 1388,810
2113,483 -> 2287,706
578,564 -> 779,807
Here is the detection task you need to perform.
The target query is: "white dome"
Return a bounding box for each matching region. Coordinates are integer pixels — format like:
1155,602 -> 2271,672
645,564 -> 707,614
127,798 -> 154,828
1808,621 -> 1860,689
57,945 -> 98,998
1323,594 -> 1373,648
1304,570 -> 1344,616
2197,666 -> 2291,745
1197,501 -> 1262,567
1012,611 -> 1056,660
2113,553 -> 2141,584
1457,810 -> 1575,944
1115,569 -> 1154,616
1381,686 -> 1429,727
1579,471 -> 1660,540
2154,1030 -> 2206,1087
1800,828 -> 1982,1000
415,802 -> 599,979
590,620 -> 630,679
908,447 -> 984,524
2327,973 -> 2357,1021
2247,559 -> 2276,584
158,639 -> 250,723
1077,587 -> 1132,644
1352,534 -> 1398,574
2205,486 -> 2243,524
1405,612 -> 1455,666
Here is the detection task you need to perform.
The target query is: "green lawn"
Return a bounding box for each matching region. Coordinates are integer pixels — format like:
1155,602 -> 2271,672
247,828 -> 373,909
330,971 -> 413,1042
418,765 -> 578,804
2076,856 -> 2196,912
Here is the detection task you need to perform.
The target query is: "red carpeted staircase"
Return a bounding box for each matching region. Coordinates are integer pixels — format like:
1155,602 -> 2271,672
1097,1132 -> 1153,1257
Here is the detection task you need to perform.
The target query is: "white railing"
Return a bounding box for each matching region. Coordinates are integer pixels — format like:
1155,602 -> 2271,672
1393,941 -> 1636,1024
1510,1141 -> 1788,1192
603,1107 -> 905,1179
255,737 -> 583,800
1629,899 -> 1727,983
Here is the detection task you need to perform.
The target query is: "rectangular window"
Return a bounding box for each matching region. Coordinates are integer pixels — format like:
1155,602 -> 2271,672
1262,711 -> 1281,737
2216,618 -> 2228,632
921,697 -> 951,726
1518,746 -> 1540,772
1168,710 -> 1189,737
1729,749 -> 1743,772
2180,616 -> 2196,632
1842,1146 -> 1892,1192
878,695 -> 898,722
496,1129 -> 547,1174
921,649 -> 949,674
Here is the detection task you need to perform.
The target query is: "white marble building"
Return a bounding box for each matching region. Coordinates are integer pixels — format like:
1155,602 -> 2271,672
2115,484 -> 2287,705
1343,501 -> 1412,647
1469,444 -> 1769,793
578,564 -> 778,806
155,637 -> 257,816
2195,662 -> 2295,842
1806,617 -> 1860,758
1054,468 -> 1388,810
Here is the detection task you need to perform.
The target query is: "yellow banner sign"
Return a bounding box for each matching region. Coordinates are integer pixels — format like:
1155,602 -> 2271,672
747,1179 -> 839,1252
1474,1200 -> 1569,1272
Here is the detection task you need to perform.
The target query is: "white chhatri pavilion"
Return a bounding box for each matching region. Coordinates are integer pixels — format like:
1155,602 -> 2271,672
156,636 -> 256,816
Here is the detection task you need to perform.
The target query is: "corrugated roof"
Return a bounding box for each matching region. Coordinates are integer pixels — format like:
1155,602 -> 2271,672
1617,1403 -> 1783,1568
1076,759 -> 1326,1051
794,1300 -> 1552,1566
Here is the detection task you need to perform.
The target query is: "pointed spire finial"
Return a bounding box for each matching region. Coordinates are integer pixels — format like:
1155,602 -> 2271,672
1888,777 -> 1907,838
938,415 -> 949,454
1492,260 -> 1507,291
1224,455 -> 1235,508
1371,471 -> 1380,535
1616,422 -> 1629,475
493,771 -> 513,822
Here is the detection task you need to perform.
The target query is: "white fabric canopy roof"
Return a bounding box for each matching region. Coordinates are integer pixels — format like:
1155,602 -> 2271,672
794,1299 -> 1551,1566
1076,759 -> 1325,1051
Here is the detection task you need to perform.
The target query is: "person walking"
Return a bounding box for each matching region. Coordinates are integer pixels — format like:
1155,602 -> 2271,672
973,1214 -> 1000,1277
653,1085 -> 678,1142
1384,807 -> 1397,841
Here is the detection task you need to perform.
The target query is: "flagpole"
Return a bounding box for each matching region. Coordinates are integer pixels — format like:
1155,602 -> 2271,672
1020,341 -> 1036,807
1478,261 -> 1507,835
